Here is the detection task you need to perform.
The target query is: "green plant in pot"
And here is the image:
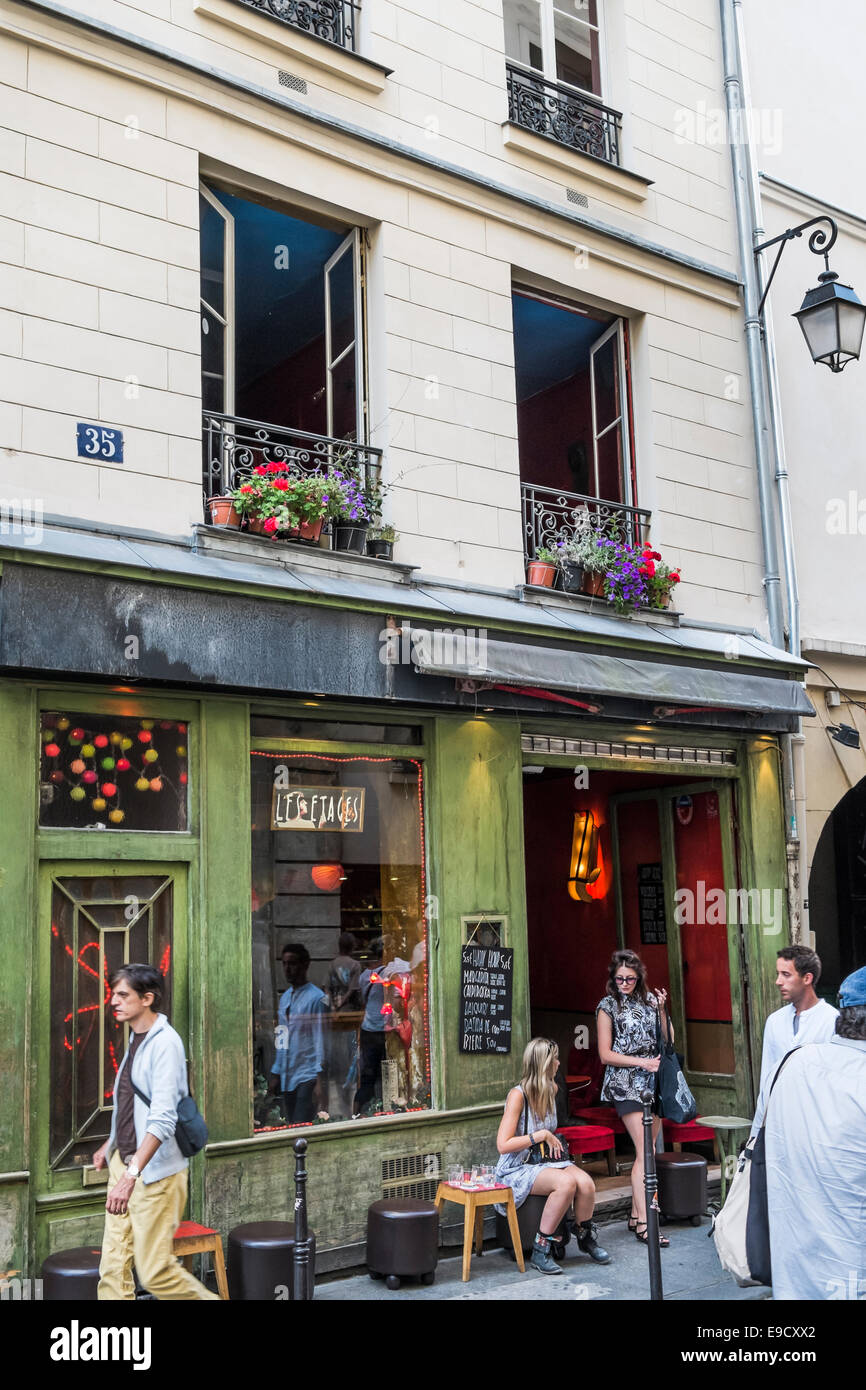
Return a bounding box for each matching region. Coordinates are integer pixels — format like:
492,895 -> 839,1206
555,520 -> 608,594
367,523 -> 398,560
526,545 -> 558,588
327,468 -> 373,553
231,465 -> 329,541
639,544 -> 682,609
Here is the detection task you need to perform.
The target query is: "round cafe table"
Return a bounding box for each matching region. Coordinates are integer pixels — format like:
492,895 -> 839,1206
696,1115 -> 752,1203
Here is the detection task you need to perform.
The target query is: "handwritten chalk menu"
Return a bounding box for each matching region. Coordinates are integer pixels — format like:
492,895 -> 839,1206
638,862 -> 667,945
459,944 -> 514,1054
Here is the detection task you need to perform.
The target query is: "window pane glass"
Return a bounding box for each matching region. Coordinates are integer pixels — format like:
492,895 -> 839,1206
50,876 -> 174,1169
553,0 -> 601,93
595,423 -> 624,503
592,334 -> 620,433
39,712 -> 189,831
199,194 -> 225,318
251,717 -> 422,744
503,0 -> 543,70
327,245 -> 355,364
251,753 -> 430,1131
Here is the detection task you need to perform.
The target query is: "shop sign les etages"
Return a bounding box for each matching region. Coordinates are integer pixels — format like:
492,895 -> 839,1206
271,785 -> 366,833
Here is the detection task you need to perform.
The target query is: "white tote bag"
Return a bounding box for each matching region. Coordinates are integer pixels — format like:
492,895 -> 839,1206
711,1137 -> 762,1287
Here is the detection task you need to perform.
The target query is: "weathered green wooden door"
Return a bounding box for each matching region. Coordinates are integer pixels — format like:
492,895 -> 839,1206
33,862 -> 188,1259
610,783 -> 752,1118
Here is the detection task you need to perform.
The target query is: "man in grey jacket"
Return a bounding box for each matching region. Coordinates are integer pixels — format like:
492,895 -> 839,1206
94,962 -> 218,1300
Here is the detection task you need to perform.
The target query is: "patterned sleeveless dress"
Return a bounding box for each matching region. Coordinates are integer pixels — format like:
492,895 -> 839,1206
493,1085 -> 572,1215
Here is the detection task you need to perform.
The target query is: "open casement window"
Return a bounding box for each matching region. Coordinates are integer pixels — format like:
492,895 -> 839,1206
324,230 -> 365,444
589,319 -> 632,507
199,185 -> 235,416
506,0 -> 604,99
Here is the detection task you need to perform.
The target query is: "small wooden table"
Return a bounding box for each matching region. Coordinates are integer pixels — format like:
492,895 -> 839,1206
434,1182 -> 525,1282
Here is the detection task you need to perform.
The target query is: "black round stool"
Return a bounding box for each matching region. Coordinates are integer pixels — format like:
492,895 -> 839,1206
494,1193 -> 567,1257
42,1246 -> 102,1300
656,1151 -> 708,1224
227,1222 -> 316,1300
366,1199 -> 439,1290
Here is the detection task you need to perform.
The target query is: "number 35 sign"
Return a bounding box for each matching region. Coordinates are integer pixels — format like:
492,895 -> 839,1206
76,423 -> 124,461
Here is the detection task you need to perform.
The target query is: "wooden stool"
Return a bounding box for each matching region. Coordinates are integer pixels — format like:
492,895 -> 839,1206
434,1183 -> 525,1283
173,1221 -> 229,1299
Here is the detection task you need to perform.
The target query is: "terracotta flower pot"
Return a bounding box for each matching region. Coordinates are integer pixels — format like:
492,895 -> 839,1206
582,570 -> 606,598
246,518 -> 266,535
207,496 -> 239,527
299,517 -> 324,543
526,560 -> 556,588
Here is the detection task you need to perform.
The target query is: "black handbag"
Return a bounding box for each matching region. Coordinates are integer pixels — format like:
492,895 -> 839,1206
131,1081 -> 209,1158
745,1048 -> 798,1286
521,1094 -> 562,1164
655,1005 -> 697,1123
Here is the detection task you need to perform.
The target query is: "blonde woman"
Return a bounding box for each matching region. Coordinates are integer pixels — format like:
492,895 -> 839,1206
494,1037 -> 610,1274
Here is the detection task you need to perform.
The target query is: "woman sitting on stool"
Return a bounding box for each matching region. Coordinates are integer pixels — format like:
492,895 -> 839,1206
596,949 -> 672,1247
494,1037 -> 611,1274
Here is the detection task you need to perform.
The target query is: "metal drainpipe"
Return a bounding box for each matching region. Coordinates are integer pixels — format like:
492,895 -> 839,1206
719,0 -> 803,944
731,0 -> 808,945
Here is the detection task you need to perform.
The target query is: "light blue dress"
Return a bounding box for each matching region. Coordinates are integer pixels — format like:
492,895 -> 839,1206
494,1085 -> 572,1215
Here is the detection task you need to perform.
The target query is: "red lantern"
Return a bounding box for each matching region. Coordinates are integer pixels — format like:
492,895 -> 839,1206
137,730 -> 152,744
82,770 -> 97,785
44,742 -> 61,758
116,757 -> 131,772
93,734 -> 109,748
311,863 -> 344,893
101,782 -> 117,798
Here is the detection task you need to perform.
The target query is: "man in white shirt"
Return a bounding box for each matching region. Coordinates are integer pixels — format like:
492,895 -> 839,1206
750,945 -> 838,1137
765,965 -> 866,1299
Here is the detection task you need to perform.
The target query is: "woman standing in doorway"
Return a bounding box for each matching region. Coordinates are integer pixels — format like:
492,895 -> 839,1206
494,1037 -> 611,1274
596,949 -> 672,1247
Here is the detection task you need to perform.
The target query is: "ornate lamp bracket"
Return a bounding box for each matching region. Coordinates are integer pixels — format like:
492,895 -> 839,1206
755,215 -> 839,319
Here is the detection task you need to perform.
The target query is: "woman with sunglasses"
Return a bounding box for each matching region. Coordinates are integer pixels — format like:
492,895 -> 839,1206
494,1036 -> 610,1274
596,950 -> 673,1246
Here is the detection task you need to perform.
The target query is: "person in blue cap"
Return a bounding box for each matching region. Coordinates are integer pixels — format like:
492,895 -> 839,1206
764,965 -> 866,1299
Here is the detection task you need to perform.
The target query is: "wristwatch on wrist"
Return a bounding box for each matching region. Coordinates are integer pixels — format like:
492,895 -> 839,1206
125,1162 -> 141,1179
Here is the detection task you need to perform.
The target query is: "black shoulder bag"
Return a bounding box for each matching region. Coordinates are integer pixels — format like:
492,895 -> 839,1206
655,1004 -> 698,1124
744,1048 -> 798,1286
131,1078 -> 209,1158
521,1093 -> 561,1165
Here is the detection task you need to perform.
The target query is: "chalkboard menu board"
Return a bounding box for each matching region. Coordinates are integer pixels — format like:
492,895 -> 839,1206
459,944 -> 514,1054
638,862 -> 667,944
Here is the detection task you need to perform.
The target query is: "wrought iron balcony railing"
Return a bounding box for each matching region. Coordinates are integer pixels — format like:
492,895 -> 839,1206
522,481 -> 650,562
506,63 -> 622,167
202,412 -> 382,506
232,0 -> 360,52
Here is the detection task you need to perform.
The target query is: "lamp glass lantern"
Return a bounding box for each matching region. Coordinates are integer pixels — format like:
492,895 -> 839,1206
793,273 -> 866,372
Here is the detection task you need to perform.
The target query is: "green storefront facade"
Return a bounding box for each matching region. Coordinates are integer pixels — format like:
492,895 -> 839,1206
0,531 -> 809,1277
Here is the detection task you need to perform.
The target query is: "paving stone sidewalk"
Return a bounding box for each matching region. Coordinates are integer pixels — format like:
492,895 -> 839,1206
315,1217 -> 773,1302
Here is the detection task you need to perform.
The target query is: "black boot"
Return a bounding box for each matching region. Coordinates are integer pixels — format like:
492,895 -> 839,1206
530,1230 -> 563,1275
577,1219 -> 611,1264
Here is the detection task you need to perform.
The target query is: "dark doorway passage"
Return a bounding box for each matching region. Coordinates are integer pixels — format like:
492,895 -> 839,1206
809,775 -> 866,997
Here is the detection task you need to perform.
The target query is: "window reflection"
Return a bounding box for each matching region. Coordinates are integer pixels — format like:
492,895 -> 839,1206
251,753 -> 430,1129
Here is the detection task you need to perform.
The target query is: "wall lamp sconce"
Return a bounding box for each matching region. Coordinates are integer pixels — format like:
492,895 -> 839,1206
829,723 -> 860,750
568,810 -> 602,902
756,216 -> 866,372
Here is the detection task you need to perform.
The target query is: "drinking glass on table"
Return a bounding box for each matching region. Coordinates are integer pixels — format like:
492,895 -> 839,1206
447,1164 -> 461,1185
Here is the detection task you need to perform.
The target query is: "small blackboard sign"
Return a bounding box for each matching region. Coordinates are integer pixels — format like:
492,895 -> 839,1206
459,943 -> 514,1054
638,862 -> 667,945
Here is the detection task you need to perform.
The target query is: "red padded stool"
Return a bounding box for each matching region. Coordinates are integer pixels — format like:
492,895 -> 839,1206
557,1125 -> 617,1176
572,1105 -> 628,1136
662,1119 -> 719,1163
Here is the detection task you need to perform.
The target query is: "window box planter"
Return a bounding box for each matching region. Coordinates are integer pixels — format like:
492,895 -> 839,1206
559,559 -> 585,594
366,537 -> 394,560
582,570 -> 606,598
333,523 -> 369,554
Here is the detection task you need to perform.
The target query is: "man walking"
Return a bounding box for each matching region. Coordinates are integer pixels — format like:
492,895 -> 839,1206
95,963 -> 218,1300
750,945 -> 838,1137
765,966 -> 866,1299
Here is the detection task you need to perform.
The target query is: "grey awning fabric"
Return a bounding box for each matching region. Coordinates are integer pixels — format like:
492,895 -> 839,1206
413,637 -> 814,718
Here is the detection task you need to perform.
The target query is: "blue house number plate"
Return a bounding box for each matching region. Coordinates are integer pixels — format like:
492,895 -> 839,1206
76,423 -> 124,462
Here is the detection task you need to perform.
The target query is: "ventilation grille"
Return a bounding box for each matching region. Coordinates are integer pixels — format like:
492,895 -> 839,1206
521,734 -> 737,765
566,187 -> 589,207
381,1151 -> 442,1201
278,70 -> 307,93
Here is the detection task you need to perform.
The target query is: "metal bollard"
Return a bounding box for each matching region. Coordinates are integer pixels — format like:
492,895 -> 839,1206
293,1137 -> 312,1301
641,1090 -> 663,1301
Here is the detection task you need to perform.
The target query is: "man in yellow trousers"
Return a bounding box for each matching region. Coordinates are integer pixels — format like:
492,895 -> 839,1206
94,963 -> 219,1300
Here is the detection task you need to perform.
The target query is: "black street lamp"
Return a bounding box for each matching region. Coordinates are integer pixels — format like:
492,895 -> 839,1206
756,216 -> 866,372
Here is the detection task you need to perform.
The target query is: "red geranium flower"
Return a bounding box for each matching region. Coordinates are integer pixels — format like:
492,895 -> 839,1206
239,484 -> 254,494
262,517 -> 279,534
254,465 -> 268,475
272,478 -> 289,491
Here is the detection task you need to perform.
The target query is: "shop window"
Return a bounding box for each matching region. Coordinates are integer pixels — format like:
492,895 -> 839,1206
250,716 -> 422,744
49,875 -> 173,1169
39,712 -> 189,832
250,752 -> 430,1130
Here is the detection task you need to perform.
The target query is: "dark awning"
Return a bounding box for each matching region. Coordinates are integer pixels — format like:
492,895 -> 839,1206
413,637 -> 814,719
